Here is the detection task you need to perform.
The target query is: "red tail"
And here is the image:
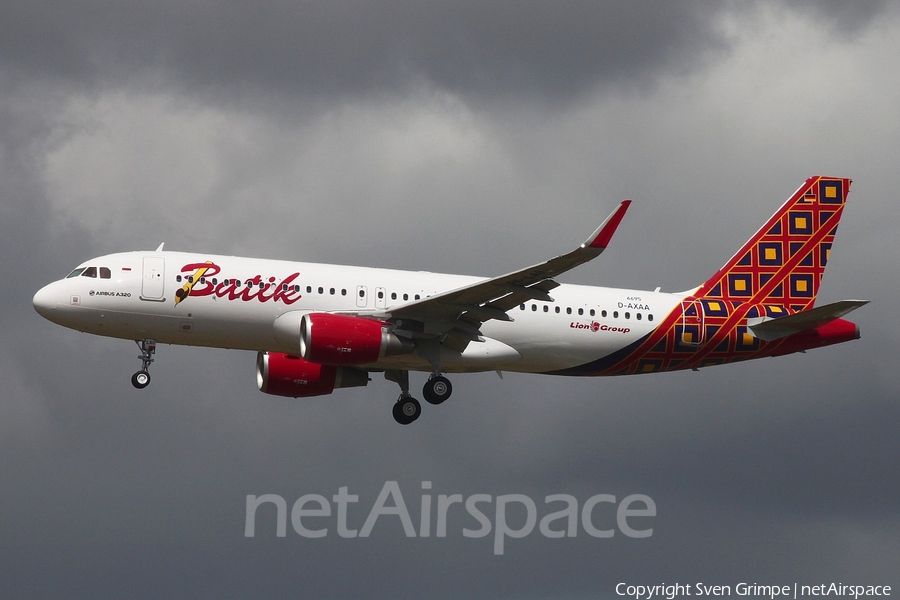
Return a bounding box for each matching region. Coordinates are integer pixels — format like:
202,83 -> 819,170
695,176 -> 850,312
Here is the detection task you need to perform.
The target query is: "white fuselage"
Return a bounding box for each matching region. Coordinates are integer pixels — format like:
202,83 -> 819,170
32,251 -> 685,374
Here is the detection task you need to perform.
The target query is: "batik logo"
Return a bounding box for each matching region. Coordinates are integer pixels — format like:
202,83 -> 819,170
175,262 -> 302,306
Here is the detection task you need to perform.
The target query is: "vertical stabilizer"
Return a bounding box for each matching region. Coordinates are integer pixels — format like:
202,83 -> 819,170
695,176 -> 851,311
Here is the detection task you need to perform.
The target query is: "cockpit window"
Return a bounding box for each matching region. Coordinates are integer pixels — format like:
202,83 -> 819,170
66,268 -> 87,278
81,267 -> 98,278
99,267 -> 111,279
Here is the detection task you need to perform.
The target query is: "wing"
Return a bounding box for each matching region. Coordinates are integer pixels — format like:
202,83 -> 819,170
376,200 -> 631,350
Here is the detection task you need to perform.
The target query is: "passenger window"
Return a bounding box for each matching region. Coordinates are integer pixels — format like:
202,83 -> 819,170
555,306 -> 560,313
601,310 -> 607,317
637,313 -> 642,320
566,307 -> 571,314
589,309 -> 595,317
625,312 -> 630,319
532,304 -> 537,311
543,305 -> 548,312
415,294 -> 420,300
392,292 -> 398,300
176,275 -> 183,282
648,314 -> 654,322
82,267 -> 97,278
319,287 -> 324,294
613,311 -> 619,318
403,293 -> 409,301
330,288 -> 335,295
99,267 -> 111,279
377,291 -> 384,299
342,289 -> 347,296
578,308 -> 583,316
307,286 -> 312,293
359,289 -> 365,298
66,268 -> 87,278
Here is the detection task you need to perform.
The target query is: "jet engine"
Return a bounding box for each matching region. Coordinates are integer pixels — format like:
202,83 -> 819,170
256,352 -> 369,398
299,313 -> 414,365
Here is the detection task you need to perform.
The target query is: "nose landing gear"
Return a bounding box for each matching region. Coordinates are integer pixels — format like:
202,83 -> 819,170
131,339 -> 156,389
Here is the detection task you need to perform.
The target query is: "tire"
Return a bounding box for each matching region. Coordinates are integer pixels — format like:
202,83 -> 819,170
131,371 -> 150,389
393,397 -> 421,425
423,376 -> 452,405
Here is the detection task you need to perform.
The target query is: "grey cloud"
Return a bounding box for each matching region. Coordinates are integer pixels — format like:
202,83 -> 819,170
4,1 -> 733,103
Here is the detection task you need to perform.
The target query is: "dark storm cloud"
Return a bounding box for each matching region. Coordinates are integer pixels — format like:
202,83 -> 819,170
3,1 -> 735,102
3,1 -> 893,106
788,0 -> 890,34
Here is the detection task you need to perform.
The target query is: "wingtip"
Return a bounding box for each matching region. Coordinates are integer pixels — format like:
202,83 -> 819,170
584,200 -> 631,249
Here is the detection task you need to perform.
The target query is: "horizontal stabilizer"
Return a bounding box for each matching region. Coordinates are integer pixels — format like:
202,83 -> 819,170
747,300 -> 869,341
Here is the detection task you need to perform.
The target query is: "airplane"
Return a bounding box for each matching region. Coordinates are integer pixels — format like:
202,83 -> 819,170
33,176 -> 867,425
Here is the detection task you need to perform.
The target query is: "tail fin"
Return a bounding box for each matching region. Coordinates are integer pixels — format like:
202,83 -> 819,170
695,176 -> 851,311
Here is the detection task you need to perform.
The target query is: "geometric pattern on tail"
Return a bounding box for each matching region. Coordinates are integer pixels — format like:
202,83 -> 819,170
590,176 -> 852,376
695,176 -> 850,311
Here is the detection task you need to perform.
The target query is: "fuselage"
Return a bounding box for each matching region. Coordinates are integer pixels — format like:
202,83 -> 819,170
32,250 -> 683,374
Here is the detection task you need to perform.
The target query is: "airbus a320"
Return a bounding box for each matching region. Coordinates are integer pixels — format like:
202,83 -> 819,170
33,176 -> 867,424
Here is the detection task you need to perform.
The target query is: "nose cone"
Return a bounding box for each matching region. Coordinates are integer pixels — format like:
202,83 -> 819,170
33,283 -> 59,320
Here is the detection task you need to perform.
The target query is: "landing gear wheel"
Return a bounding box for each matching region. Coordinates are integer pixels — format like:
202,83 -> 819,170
392,396 -> 421,425
131,371 -> 151,389
133,339 -> 157,389
423,376 -> 452,405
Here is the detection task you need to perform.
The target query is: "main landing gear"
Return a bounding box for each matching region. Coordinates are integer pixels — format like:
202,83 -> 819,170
423,374 -> 452,405
131,339 -> 156,389
386,370 -> 454,425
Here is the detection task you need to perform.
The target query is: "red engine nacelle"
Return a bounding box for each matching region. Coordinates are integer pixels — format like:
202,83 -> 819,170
256,352 -> 369,398
299,313 -> 413,365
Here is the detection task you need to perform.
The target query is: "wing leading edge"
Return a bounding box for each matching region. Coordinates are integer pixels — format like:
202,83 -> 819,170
377,201 -> 631,350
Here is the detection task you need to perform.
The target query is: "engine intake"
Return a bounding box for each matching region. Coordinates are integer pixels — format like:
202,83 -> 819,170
299,313 -> 413,365
257,352 -> 369,398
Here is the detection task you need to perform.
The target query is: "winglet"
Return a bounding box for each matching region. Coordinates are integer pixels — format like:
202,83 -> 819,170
583,200 -> 631,249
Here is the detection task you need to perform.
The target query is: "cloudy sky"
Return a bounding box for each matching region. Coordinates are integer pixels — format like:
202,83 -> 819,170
3,1 -> 899,597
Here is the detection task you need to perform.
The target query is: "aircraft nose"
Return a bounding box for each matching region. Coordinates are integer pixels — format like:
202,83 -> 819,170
32,283 -> 59,319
